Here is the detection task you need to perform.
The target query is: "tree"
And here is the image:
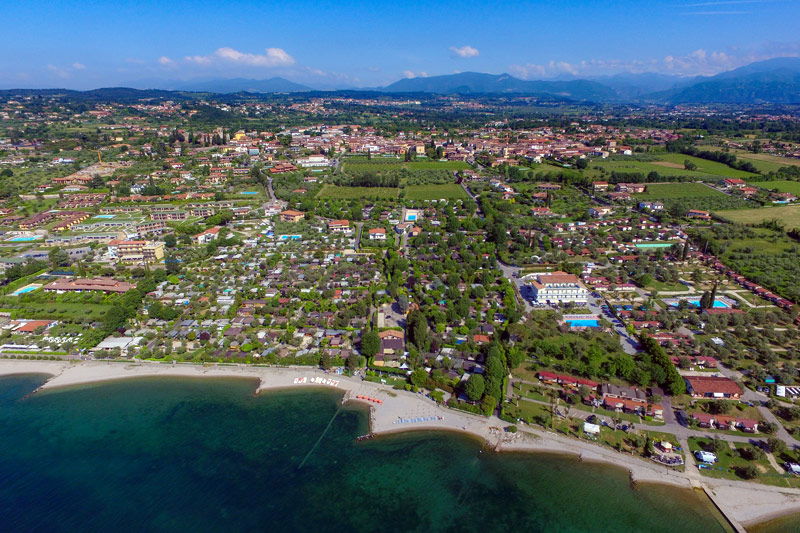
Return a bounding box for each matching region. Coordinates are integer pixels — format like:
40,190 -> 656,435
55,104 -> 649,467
759,422 -> 778,435
346,352 -> 360,370
739,464 -> 759,480
410,368 -> 428,388
164,234 -> 177,248
165,254 -> 181,275
711,437 -> 728,454
481,394 -> 497,415
684,159 -> 697,171
360,330 -> 380,358
708,400 -> 732,415
48,247 -> 69,269
320,353 -> 332,370
465,374 -> 485,402
767,437 -> 787,455
102,305 -> 128,333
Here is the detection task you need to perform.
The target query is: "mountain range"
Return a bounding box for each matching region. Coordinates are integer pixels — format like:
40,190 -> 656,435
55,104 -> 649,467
376,58 -> 800,103
6,57 -> 800,104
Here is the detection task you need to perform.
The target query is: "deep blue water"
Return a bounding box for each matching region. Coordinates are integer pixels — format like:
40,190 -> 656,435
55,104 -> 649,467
0,374 -> 734,532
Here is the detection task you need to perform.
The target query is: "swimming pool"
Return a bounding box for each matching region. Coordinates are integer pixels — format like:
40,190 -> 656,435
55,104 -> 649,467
95,215 -> 115,219
689,299 -> 729,308
669,299 -> 729,309
241,191 -> 258,195
635,243 -> 672,248
11,285 -> 40,296
406,214 -> 417,221
8,237 -> 38,242
566,319 -> 600,328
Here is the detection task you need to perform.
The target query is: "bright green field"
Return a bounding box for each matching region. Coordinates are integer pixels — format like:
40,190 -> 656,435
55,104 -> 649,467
588,154 -> 759,180
750,181 -> 800,195
657,153 -> 759,179
405,184 -> 468,200
316,185 -> 399,199
404,161 -> 470,170
588,159 -> 708,178
636,183 -> 727,199
716,205 -> 800,229
703,147 -> 800,173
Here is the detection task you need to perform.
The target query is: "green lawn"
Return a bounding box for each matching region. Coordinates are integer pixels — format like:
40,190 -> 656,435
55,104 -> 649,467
656,153 -> 760,179
647,280 -> 691,292
590,159 -> 711,178
688,437 -> 778,483
405,184 -> 467,201
405,161 -> 470,170
636,182 -> 727,199
316,185 -> 400,199
589,154 -> 758,180
750,180 -> 800,196
703,147 -> 800,173
716,205 -> 800,230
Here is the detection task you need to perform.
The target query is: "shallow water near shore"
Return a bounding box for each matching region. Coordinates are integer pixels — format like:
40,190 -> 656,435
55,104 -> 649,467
0,374 -> 731,532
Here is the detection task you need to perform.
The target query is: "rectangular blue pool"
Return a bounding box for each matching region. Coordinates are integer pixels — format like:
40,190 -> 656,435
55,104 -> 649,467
670,299 -> 729,308
566,319 -> 600,328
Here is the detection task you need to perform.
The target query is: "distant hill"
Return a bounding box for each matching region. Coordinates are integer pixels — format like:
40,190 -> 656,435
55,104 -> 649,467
176,77 -> 312,93
0,87 -> 190,102
6,58 -> 800,104
586,72 -> 699,99
381,72 -> 618,101
651,57 -> 800,104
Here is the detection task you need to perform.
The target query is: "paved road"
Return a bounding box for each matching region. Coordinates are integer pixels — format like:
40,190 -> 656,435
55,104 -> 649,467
586,293 -> 640,354
460,183 -> 483,216
713,364 -> 800,447
354,222 -> 364,251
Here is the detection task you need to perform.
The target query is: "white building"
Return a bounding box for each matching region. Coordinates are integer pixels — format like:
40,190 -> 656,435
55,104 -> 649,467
296,155 -> 331,168
368,228 -> 387,241
528,271 -> 589,305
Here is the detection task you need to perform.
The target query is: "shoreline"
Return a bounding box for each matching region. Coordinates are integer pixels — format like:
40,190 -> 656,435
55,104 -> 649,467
3,358 -> 800,529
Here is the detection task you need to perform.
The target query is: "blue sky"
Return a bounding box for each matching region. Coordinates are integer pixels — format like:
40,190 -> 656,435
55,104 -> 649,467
2,0 -> 800,89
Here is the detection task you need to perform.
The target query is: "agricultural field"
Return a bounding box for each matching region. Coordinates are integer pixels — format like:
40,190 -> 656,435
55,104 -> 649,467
718,202 -> 800,224
636,182 -> 726,199
405,161 -> 471,170
587,154 -> 759,180
699,226 -> 800,302
587,159 -> 712,179
657,153 -> 759,179
404,184 -> 468,201
703,147 -> 800,173
750,180 -> 800,196
316,185 -> 399,199
716,204 -> 800,229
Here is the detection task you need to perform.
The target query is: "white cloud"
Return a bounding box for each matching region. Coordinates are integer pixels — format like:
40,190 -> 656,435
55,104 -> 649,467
72,62 -> 86,70
402,70 -> 429,79
158,56 -> 175,66
449,45 -> 479,58
47,64 -> 70,79
509,43 -> 800,79
185,47 -> 295,67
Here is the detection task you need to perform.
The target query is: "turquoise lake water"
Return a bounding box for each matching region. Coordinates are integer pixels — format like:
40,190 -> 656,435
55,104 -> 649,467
0,374 -> 751,532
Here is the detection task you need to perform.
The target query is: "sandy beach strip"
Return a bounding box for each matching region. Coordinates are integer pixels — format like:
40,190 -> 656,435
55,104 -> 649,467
4,359 -> 800,527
